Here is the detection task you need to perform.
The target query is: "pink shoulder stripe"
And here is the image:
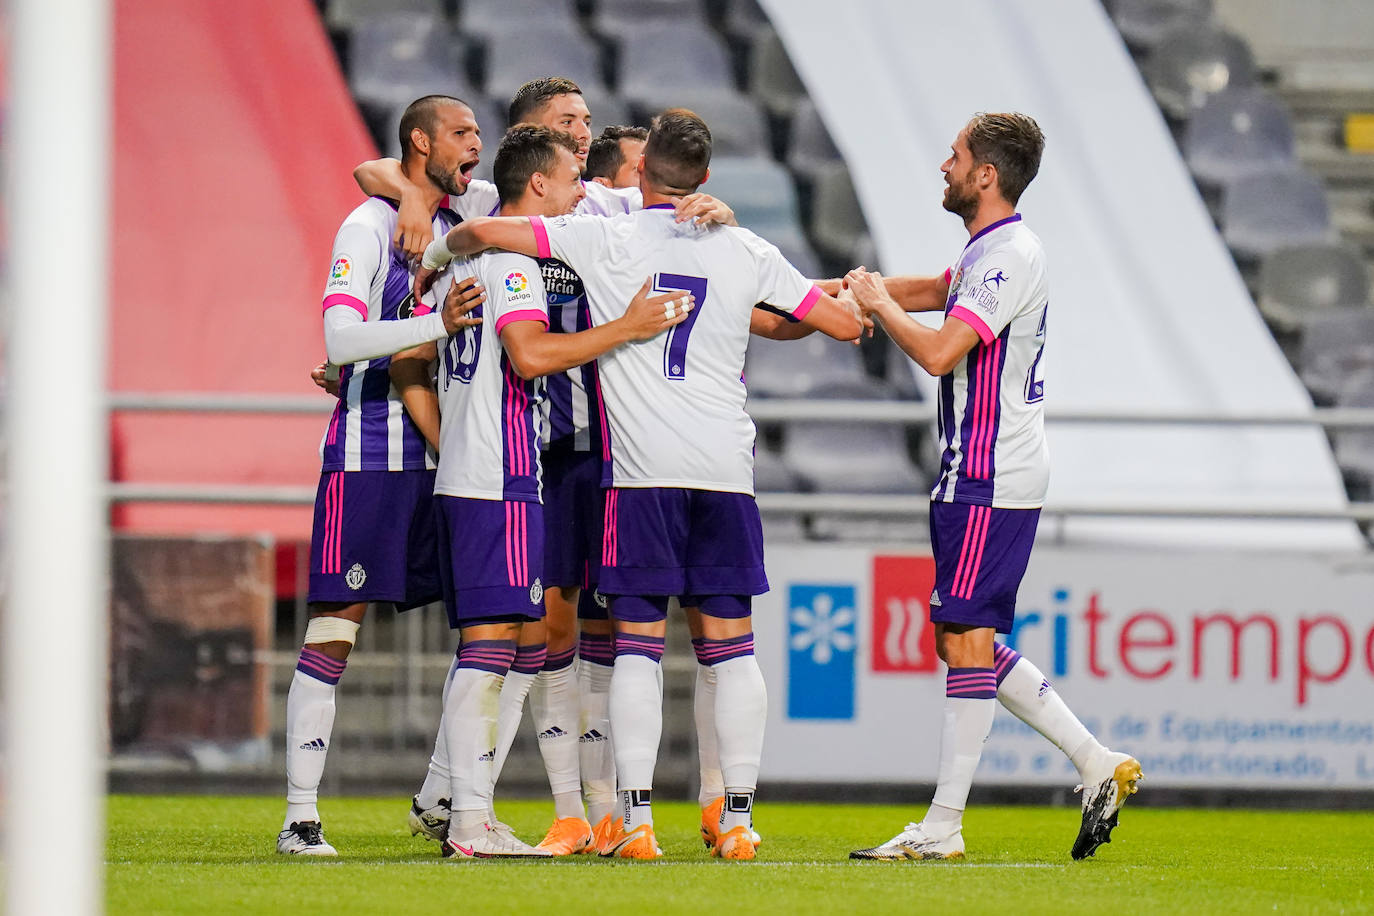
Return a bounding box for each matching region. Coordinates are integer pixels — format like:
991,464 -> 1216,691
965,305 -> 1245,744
530,216 -> 551,259
322,292 -> 367,320
791,284 -> 823,321
947,304 -> 993,345
495,308 -> 549,334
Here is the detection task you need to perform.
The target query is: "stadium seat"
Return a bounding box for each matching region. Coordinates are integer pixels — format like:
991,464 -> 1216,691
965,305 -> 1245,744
1144,22 -> 1257,120
774,237 -> 823,280
459,0 -> 580,35
592,0 -> 708,34
1108,0 -> 1214,54
628,89 -> 770,157
615,24 -> 735,94
349,15 -> 474,114
580,91 -> 633,132
1298,311 -> 1374,405
1183,87 -> 1297,190
1333,378 -> 1374,488
481,27 -> 608,102
745,334 -> 878,399
749,28 -> 807,117
782,421 -> 926,494
1221,169 -> 1334,262
1258,243 -> 1371,332
808,167 -> 869,266
327,0 -> 444,31
787,98 -> 843,185
717,0 -> 772,45
702,155 -> 804,239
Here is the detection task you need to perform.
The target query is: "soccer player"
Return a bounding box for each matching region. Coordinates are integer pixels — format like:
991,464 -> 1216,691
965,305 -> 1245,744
415,109 -> 865,860
844,112 -> 1142,862
585,125 -> 649,189
277,94 -> 488,857
390,125 -> 692,858
364,79 -> 739,856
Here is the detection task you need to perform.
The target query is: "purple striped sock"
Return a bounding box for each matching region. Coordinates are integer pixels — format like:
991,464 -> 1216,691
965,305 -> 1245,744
946,666 -> 997,699
296,647 -> 347,685
579,632 -> 615,668
992,642 -> 1022,686
692,634 -> 754,666
457,639 -> 518,676
614,633 -> 665,663
511,642 -> 548,675
543,646 -> 576,671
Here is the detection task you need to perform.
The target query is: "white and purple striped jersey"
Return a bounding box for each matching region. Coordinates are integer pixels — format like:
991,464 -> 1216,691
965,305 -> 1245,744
319,197 -> 457,472
933,214 -> 1050,509
448,179 -> 639,455
533,206 -> 821,495
433,250 -> 549,502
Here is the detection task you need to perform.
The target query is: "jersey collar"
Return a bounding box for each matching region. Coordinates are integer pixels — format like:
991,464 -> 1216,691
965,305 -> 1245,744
964,213 -> 1021,249
644,203 -> 676,210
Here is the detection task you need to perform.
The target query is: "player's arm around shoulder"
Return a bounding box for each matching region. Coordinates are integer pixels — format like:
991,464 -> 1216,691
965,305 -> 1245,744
502,277 -> 695,380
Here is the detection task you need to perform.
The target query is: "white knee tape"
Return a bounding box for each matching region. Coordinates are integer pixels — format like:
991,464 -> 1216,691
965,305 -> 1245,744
305,616 -> 361,647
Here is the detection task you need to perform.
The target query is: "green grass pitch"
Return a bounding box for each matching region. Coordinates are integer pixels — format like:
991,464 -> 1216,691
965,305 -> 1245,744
107,795 -> 1373,915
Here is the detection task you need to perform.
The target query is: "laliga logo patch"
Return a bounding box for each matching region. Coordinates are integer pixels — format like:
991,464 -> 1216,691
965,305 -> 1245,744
504,271 -> 528,294
327,256 -> 352,290
345,563 -> 367,591
530,577 -> 544,604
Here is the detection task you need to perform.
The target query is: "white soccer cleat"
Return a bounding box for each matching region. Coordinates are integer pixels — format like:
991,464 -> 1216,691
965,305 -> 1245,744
443,822 -> 553,859
407,795 -> 451,843
1072,751 -> 1143,860
276,821 -> 338,856
849,822 -> 965,861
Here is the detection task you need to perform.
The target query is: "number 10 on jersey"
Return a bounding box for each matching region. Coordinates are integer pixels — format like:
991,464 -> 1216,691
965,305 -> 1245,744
655,273 -> 708,381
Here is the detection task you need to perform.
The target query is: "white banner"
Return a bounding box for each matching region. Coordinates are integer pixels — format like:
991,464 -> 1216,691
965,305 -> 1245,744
755,543 -> 1374,788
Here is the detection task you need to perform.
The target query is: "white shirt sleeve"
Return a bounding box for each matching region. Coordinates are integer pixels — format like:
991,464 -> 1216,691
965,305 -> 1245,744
747,231 -> 823,320
947,244 -> 1028,344
530,214 -> 612,272
322,306 -> 447,365
321,219 -> 384,316
484,252 -> 549,335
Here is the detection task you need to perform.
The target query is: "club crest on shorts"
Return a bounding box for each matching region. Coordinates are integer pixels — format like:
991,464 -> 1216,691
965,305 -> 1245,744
530,577 -> 544,604
345,563 -> 367,591
594,589 -> 608,609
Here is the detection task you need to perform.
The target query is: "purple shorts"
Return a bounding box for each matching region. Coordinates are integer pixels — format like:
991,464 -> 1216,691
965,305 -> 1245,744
434,495 -> 547,628
308,469 -> 440,610
929,501 -> 1040,634
599,487 -> 768,598
541,444 -> 604,590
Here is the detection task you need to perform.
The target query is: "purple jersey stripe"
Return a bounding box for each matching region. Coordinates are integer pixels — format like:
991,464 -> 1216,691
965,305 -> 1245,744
500,353 -> 542,501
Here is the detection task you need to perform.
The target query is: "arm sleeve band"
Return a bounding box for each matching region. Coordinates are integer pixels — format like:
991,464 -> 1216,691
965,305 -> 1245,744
323,306 -> 447,365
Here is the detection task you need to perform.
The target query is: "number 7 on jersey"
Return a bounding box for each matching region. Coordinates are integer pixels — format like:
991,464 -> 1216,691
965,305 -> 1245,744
655,273 -> 708,381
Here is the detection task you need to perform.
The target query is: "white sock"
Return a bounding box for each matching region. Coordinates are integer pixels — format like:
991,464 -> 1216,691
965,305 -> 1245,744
531,664 -> 585,820
444,666 -> 503,822
284,651 -> 344,829
997,655 -> 1103,777
490,668 -> 536,788
694,663 -> 724,806
578,659 -> 616,823
713,655 -> 767,798
415,655 -> 459,809
926,696 -> 996,833
609,654 -> 663,827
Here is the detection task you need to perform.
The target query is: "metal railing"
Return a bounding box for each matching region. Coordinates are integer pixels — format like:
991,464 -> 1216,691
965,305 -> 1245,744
107,392 -> 1374,521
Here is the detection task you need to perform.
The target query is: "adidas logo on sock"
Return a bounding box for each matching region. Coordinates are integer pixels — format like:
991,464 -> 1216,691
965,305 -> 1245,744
298,738 -> 326,751
537,726 -> 567,741
478,747 -> 495,761
579,729 -> 607,744
1038,679 -> 1051,697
